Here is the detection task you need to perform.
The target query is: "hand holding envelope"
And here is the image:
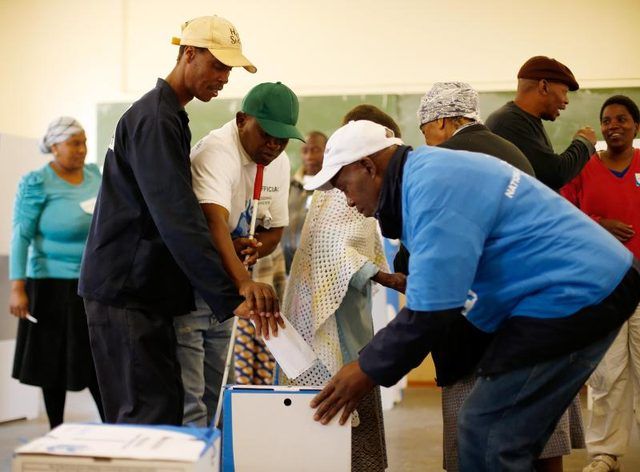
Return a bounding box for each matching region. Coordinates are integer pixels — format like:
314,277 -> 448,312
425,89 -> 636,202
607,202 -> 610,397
252,313 -> 318,380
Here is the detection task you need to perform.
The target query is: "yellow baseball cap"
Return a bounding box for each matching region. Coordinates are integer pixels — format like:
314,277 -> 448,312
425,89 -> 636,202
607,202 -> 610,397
171,16 -> 257,73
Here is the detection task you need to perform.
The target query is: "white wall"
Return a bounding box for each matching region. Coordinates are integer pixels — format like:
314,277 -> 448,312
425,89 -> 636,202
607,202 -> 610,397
1,0 -> 639,160
0,134 -> 48,252
1,0 -> 123,161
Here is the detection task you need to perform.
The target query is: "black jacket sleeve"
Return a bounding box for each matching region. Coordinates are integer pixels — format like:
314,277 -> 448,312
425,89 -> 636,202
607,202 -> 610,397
393,244 -> 410,275
490,119 -> 595,190
128,114 -> 243,320
359,306 -> 494,387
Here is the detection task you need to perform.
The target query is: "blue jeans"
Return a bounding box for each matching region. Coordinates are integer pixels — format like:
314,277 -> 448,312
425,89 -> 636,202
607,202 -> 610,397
174,295 -> 234,427
457,328 -> 619,471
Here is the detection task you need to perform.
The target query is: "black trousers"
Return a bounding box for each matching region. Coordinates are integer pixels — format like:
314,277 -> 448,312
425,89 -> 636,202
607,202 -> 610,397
84,299 -> 183,425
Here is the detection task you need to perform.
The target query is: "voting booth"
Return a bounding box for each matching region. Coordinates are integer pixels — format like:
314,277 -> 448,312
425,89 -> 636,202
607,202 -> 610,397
13,423 -> 220,471
221,385 -> 351,471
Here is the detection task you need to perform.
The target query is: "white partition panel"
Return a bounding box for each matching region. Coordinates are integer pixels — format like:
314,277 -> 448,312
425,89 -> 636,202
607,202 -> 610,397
0,340 -> 40,422
0,133 -> 45,423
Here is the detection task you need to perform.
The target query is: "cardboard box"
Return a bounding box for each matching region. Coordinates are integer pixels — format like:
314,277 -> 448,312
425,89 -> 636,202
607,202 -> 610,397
221,385 -> 351,471
13,423 -> 220,471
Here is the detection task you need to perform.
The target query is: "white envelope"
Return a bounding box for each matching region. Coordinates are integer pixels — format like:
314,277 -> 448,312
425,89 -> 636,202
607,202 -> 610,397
255,313 -> 318,379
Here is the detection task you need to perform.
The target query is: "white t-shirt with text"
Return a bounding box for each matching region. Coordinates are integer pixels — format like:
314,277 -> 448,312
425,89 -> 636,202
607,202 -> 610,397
191,120 -> 290,238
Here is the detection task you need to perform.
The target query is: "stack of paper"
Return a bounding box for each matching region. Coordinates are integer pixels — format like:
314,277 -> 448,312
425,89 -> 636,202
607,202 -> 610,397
15,423 -> 210,462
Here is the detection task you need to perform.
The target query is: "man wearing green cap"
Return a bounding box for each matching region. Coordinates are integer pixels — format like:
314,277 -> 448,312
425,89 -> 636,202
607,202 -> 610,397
175,82 -> 304,426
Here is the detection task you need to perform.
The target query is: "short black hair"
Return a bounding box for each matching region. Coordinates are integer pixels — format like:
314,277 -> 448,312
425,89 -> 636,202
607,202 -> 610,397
600,95 -> 640,124
342,104 -> 402,138
176,45 -> 207,62
306,130 -> 328,144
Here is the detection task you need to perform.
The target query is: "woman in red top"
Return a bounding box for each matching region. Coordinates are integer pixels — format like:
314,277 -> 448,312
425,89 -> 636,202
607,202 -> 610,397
561,95 -> 640,472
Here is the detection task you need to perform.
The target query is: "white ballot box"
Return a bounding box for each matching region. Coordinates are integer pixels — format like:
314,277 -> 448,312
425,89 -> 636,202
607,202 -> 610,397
222,385 -> 351,471
13,423 -> 220,471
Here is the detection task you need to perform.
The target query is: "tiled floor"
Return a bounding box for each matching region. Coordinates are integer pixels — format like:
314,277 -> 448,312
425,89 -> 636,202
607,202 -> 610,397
384,388 -> 640,472
0,390 -> 102,470
1,387 -> 638,471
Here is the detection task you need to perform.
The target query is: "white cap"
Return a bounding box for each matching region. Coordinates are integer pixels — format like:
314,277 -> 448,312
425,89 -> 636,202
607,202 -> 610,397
304,120 -> 403,191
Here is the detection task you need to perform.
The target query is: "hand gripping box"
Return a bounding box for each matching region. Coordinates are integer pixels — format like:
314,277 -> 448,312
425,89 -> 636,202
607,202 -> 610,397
221,385 -> 351,471
13,423 -> 221,471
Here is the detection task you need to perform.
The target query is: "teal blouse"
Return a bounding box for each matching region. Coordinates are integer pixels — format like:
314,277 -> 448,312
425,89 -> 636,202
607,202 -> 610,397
10,163 -> 101,280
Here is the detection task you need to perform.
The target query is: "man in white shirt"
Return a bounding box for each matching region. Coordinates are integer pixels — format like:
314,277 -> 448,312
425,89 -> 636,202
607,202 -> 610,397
175,82 -> 304,426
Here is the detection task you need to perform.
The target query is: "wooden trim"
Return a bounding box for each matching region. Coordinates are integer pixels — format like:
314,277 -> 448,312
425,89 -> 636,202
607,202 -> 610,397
407,379 -> 438,388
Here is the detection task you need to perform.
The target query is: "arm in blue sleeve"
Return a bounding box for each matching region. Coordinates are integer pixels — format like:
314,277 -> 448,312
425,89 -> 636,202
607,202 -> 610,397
128,116 -> 243,319
359,306 -> 493,387
358,306 -> 460,387
10,172 -> 46,280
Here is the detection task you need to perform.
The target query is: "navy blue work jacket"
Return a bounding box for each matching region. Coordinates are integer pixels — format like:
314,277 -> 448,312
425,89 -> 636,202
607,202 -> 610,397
79,79 -> 242,319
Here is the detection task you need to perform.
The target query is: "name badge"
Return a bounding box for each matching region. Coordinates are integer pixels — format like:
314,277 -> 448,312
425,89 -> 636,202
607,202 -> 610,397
80,197 -> 97,215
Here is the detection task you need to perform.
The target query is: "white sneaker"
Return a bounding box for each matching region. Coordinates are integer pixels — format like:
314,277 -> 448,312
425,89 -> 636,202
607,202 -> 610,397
583,455 -> 620,472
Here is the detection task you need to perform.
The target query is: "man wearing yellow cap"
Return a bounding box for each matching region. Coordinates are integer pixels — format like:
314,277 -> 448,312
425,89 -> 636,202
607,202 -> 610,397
79,16 -> 281,425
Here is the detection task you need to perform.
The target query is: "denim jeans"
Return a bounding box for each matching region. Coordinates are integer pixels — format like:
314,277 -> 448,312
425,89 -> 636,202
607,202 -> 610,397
457,328 -> 619,471
174,295 -> 234,427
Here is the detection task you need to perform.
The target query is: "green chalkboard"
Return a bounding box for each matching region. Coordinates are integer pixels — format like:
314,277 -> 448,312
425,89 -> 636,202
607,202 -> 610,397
97,93 -> 397,170
97,88 -> 640,170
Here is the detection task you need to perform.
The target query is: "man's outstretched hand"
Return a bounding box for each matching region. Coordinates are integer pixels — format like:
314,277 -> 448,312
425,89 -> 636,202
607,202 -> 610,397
373,271 -> 407,293
233,279 -> 285,339
310,360 -> 376,425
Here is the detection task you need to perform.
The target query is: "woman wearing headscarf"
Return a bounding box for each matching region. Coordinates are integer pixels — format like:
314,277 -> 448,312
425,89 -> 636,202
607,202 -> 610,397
416,83 -> 584,472
9,116 -> 104,429
279,106 -> 406,471
280,189 -> 395,471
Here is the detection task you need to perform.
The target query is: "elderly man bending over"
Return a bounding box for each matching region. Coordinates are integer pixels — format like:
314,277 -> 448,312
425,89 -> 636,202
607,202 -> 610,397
306,120 -> 639,471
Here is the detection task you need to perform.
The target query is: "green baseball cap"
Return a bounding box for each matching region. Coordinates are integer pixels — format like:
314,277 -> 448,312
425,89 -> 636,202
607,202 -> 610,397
241,82 -> 305,141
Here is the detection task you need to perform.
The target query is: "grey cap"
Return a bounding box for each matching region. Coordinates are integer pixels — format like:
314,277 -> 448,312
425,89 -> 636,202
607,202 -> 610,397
417,82 -> 481,126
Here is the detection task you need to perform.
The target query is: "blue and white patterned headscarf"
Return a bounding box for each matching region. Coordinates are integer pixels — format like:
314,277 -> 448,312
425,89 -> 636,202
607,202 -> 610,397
417,82 -> 481,126
39,116 -> 84,154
